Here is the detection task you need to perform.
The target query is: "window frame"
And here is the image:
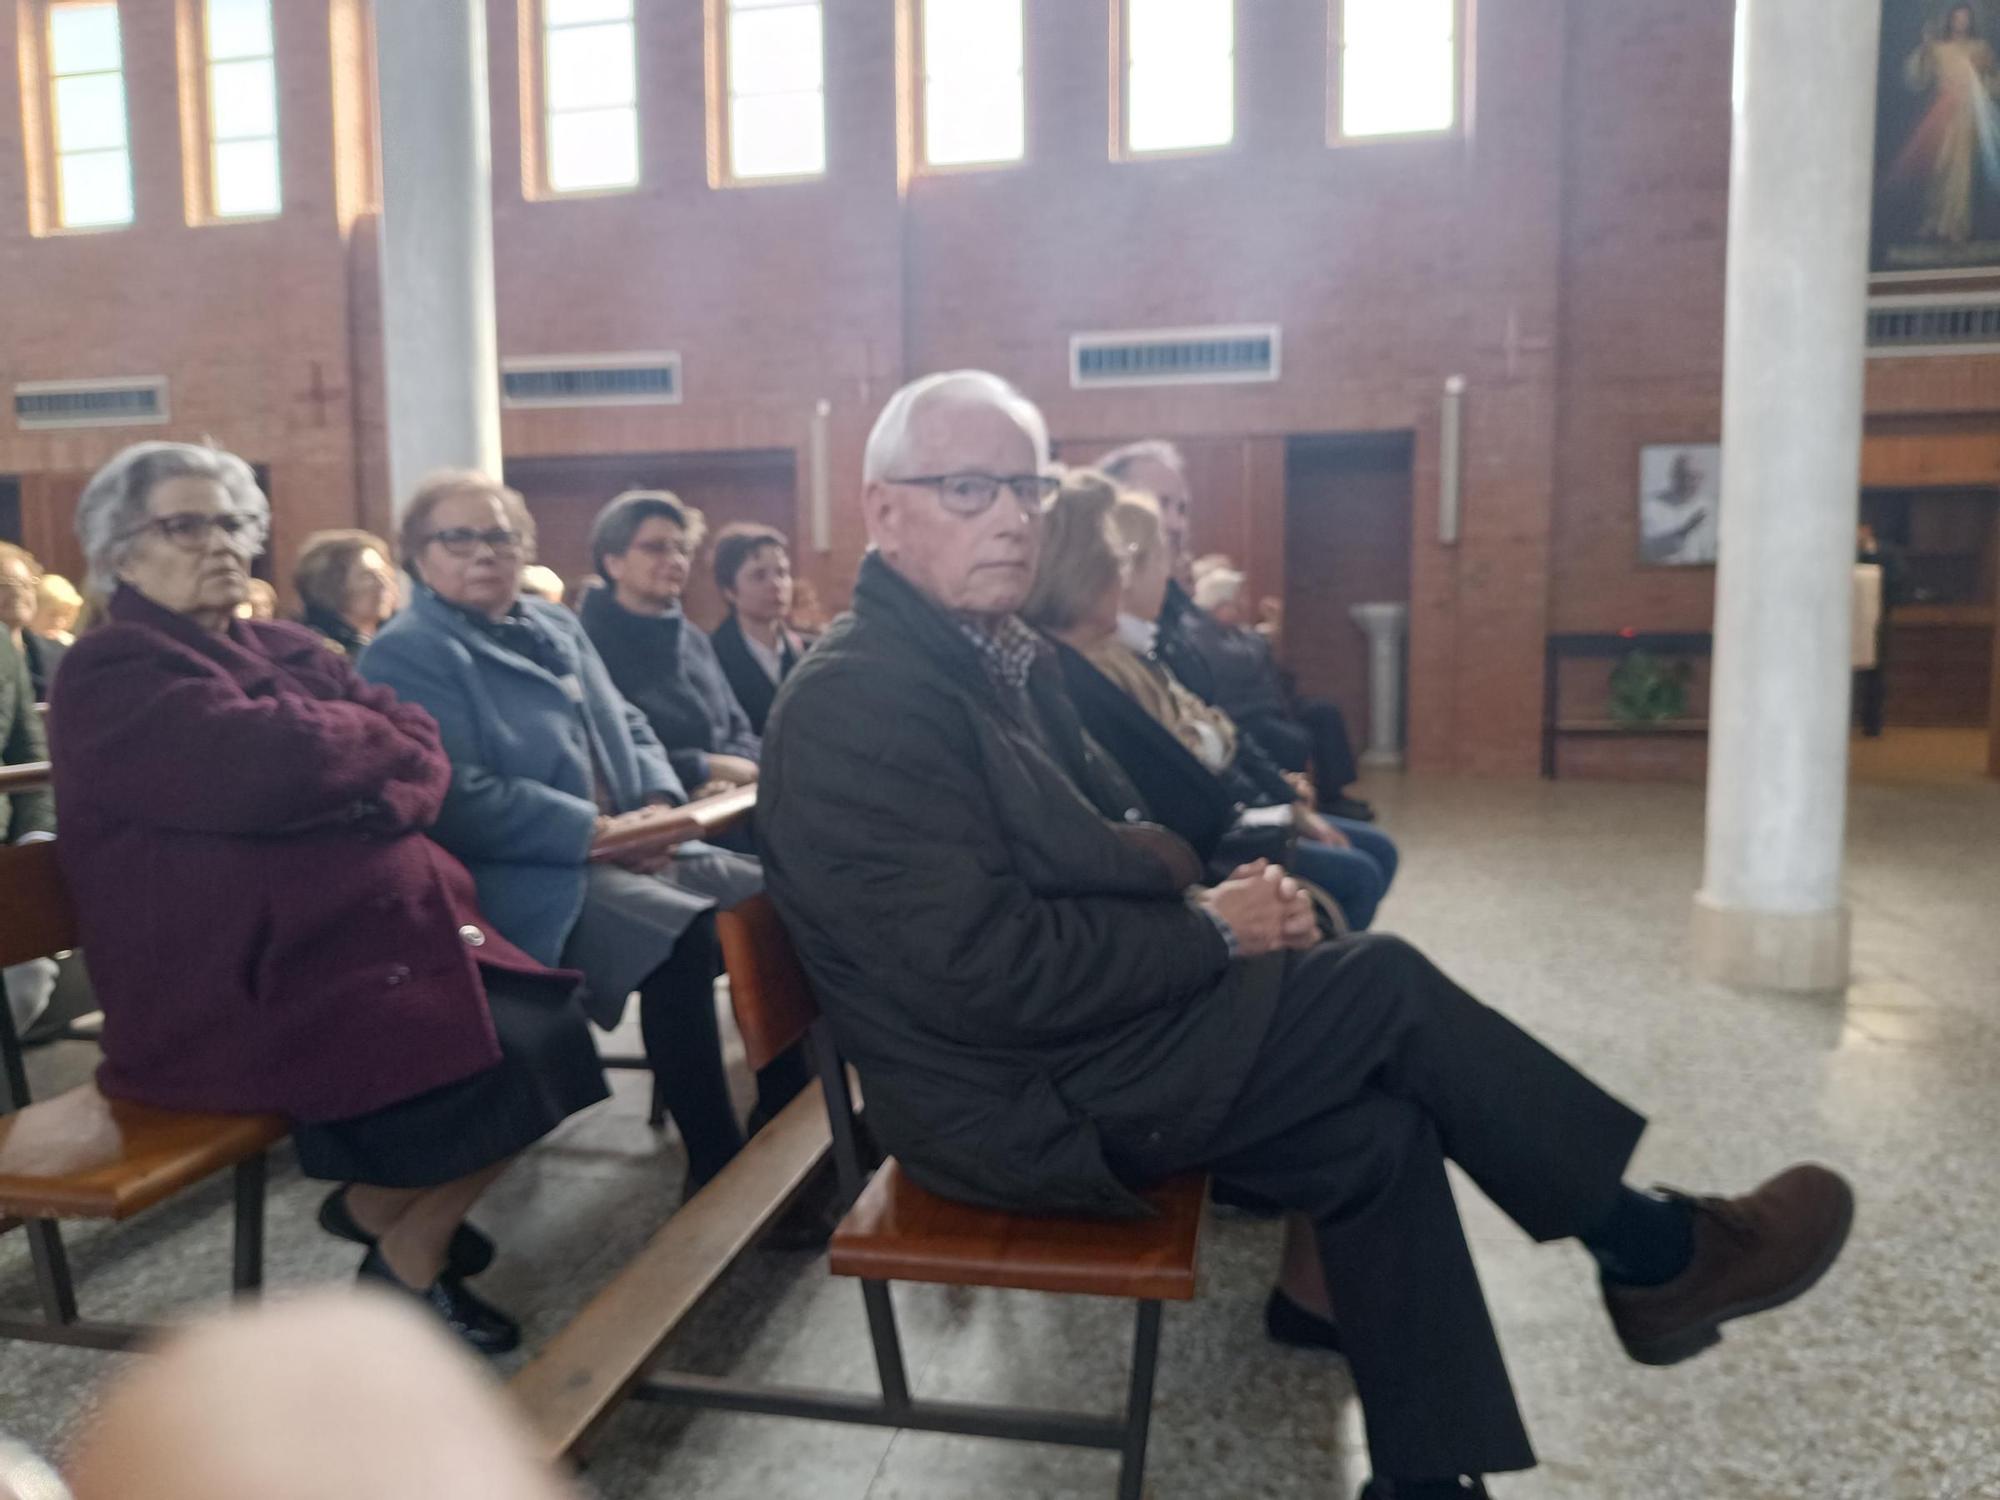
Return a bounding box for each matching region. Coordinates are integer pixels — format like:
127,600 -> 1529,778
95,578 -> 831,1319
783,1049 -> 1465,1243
26,0 -> 136,234
1327,0 -> 1467,147
1113,0 -> 1239,162
532,0 -> 643,200
912,0 -> 1028,175
706,0 -> 828,188
180,0 -> 283,224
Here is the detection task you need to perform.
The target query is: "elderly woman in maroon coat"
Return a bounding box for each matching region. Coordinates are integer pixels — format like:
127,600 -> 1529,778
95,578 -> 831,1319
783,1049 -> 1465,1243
48,441 -> 608,1355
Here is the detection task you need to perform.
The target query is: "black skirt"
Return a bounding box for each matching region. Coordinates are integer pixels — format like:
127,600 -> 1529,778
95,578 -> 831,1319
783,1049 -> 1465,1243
293,969 -> 610,1188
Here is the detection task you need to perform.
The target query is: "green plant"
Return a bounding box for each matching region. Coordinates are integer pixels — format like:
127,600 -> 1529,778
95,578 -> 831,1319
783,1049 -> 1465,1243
1607,650 -> 1692,724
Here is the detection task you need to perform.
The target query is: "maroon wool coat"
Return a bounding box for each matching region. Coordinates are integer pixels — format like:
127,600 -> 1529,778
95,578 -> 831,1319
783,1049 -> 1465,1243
48,587 -> 563,1124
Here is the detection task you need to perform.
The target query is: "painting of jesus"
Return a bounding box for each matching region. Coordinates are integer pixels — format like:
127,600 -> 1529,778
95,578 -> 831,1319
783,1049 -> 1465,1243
1873,1 -> 2000,273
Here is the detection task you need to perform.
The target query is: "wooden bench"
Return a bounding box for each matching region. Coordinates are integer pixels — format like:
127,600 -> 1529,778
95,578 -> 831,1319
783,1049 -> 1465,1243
0,835 -> 285,1350
511,892 -> 1204,1500
591,784 -> 764,1127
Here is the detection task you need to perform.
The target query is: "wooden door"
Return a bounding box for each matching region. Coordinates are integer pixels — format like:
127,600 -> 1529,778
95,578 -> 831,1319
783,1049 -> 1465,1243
1282,434 -> 1414,746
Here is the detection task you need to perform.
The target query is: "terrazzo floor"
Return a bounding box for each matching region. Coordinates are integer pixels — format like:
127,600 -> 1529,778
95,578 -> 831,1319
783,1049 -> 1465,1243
4,763 -> 1998,1499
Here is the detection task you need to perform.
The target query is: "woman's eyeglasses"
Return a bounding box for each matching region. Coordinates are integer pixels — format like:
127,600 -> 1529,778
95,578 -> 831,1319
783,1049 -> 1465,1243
887,472 -> 1060,517
120,512 -> 266,554
424,527 -> 525,559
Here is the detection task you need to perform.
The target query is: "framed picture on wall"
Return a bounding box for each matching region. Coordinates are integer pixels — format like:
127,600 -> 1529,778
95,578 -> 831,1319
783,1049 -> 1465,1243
1638,444 -> 1720,567
1871,0 -> 2000,277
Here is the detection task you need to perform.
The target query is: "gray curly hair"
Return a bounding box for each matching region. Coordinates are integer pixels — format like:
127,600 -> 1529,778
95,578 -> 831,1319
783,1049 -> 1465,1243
75,442 -> 270,598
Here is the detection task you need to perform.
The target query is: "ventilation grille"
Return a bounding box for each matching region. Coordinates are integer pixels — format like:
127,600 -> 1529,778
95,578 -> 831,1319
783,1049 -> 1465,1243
501,353 -> 681,408
1070,325 -> 1281,389
14,378 -> 169,429
1866,297 -> 2000,358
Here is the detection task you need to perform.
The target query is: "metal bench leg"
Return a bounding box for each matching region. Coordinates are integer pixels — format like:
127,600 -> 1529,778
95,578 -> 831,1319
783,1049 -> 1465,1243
859,1280 -> 912,1413
1116,1301 -> 1164,1500
232,1153 -> 267,1295
26,1220 -> 78,1325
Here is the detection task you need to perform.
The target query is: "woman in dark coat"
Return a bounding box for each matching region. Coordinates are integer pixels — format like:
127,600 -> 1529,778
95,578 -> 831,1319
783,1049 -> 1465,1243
578,491 -> 761,798
707,523 -> 808,737
1022,473 -> 1399,931
51,442 -> 608,1354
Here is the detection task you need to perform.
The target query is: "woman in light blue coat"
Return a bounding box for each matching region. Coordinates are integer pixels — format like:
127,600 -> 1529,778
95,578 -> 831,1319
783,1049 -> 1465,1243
361,472 -> 806,1192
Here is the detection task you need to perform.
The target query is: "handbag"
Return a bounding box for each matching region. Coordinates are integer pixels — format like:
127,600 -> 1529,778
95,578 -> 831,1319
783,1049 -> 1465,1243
1210,802 -> 1297,870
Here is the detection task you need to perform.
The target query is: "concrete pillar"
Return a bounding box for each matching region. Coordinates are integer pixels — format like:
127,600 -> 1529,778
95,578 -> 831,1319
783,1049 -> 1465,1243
1692,0 -> 1881,993
374,0 -> 503,510
1349,602 -> 1408,769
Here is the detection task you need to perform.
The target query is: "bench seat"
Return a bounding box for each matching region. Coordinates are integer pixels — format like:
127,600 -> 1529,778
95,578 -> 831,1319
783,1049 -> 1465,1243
830,1163 -> 1204,1302
0,1085 -> 286,1222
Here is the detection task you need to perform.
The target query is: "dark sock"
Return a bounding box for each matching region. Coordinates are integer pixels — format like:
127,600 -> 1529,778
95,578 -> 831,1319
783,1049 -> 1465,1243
1583,1184 -> 1696,1287
638,915 -> 745,1185
1375,1479 -> 1487,1499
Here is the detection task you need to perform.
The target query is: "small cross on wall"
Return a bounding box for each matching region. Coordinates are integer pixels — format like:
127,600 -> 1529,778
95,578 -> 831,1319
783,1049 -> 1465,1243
293,361 -> 348,428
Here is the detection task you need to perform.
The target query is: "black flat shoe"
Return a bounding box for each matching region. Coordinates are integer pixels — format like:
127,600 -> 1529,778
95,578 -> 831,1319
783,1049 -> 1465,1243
357,1247 -> 521,1356
1266,1288 -> 1345,1353
321,1187 -> 495,1279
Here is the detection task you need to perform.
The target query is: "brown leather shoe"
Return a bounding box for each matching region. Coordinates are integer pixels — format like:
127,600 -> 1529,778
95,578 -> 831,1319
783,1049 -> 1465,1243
1603,1163 -> 1854,1367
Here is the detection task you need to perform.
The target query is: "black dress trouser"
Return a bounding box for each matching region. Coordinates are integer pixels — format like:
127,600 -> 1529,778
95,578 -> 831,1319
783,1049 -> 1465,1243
1135,935 -> 1647,1479
1241,698 -> 1361,796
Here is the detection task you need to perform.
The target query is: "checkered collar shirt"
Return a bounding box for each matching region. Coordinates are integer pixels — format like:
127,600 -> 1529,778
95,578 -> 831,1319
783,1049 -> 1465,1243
956,613 -> 1044,696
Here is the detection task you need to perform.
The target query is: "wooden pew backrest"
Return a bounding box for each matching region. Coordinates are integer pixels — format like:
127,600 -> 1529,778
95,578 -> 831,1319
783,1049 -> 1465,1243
716,894 -> 821,1073
0,841 -> 78,969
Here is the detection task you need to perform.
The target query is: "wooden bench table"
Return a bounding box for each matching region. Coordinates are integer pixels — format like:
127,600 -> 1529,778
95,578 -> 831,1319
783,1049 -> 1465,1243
511,892 -> 1204,1500
0,835 -> 285,1350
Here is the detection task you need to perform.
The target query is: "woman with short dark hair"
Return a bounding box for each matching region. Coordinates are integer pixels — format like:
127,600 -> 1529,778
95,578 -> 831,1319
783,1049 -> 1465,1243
708,523 -> 806,736
53,442 -> 609,1354
579,491 -> 761,797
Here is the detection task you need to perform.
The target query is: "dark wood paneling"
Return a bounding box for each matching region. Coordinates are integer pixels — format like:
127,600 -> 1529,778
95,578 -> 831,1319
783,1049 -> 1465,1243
1885,618 -> 1995,729
1282,434 -> 1414,743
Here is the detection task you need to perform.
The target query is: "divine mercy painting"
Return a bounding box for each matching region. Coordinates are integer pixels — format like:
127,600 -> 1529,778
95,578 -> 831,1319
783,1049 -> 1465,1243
1873,0 -> 2000,274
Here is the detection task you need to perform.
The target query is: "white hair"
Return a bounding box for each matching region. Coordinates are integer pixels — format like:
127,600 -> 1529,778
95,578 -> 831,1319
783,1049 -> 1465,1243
1094,439 -> 1185,485
1193,567 -> 1246,612
75,441 -> 270,598
862,370 -> 1050,486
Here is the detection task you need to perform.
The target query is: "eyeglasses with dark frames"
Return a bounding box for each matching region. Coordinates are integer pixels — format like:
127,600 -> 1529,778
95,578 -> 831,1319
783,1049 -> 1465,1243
424,527 -> 526,559
886,472 -> 1060,517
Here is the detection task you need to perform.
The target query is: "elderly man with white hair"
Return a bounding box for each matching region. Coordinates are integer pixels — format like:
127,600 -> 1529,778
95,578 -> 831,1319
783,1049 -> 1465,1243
755,371 -> 1852,1499
1097,440 -> 1375,823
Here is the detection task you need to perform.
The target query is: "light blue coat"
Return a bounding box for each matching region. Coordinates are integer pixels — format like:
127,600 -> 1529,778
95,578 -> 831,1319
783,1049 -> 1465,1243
358,588 -> 686,965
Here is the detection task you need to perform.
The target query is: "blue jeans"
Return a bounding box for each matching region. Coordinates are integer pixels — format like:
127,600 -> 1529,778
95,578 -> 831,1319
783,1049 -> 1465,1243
1289,818 -> 1399,931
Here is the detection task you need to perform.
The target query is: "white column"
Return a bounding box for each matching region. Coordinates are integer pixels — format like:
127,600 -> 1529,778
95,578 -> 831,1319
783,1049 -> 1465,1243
1349,602 -> 1408,769
374,0 -> 504,510
1692,0 -> 1881,993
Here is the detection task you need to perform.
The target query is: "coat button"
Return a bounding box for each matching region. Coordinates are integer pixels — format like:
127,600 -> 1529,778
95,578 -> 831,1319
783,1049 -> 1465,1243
458,924 -> 486,948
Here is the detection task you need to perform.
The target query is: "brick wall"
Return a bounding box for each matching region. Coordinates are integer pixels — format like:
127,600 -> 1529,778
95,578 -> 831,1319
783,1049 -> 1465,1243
2,0 -> 1994,774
